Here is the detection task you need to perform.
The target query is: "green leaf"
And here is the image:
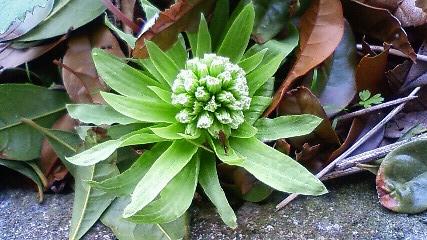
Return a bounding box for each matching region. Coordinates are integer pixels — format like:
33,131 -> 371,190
18,0 -> 106,41
195,14 -> 211,57
104,15 -> 136,48
0,84 -> 68,160
67,132 -> 165,166
92,49 -> 161,98
254,77 -> 274,98
128,154 -> 199,223
101,92 -> 178,123
377,139 -> 427,214
139,0 -> 160,20
138,58 -> 169,87
69,154 -> 119,240
254,115 -> 322,142
107,123 -> 151,140
242,181 -> 273,203
198,151 -> 237,228
0,159 -> 45,200
67,104 -> 139,125
90,142 -> 170,196
123,140 -> 198,217
238,48 -> 267,74
145,40 -> 180,87
150,123 -> 186,140
244,96 -> 272,125
230,137 -> 327,195
359,90 -> 371,101
208,137 -> 244,165
209,0 -> 229,49
166,34 -> 188,69
0,0 -> 54,41
101,196 -> 189,240
147,86 -> 172,104
358,90 -> 384,108
252,0 -> 292,43
216,4 -> 255,63
231,122 -> 258,138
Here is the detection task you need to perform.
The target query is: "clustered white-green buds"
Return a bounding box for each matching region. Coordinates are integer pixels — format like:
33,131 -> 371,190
171,54 -> 251,137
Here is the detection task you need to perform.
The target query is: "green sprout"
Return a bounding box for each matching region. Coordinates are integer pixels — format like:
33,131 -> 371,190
66,3 -> 326,228
358,90 -> 384,108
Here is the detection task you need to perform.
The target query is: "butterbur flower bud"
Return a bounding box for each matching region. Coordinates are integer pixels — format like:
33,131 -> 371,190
171,54 -> 251,137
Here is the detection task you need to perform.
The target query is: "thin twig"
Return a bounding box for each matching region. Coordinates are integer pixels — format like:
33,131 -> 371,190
336,96 -> 417,121
275,87 -> 421,211
320,167 -> 363,181
336,133 -> 427,170
356,44 -> 427,62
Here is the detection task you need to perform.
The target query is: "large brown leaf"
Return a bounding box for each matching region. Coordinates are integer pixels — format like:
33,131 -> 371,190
62,25 -> 124,103
343,0 -> 416,61
265,0 -> 344,116
132,0 -> 216,58
278,87 -> 341,172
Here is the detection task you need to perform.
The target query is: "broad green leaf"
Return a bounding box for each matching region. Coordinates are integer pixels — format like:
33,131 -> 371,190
247,53 -> 283,96
195,14 -> 211,57
138,58 -> 169,87
67,132 -> 165,166
104,15 -> 136,48
69,155 -> 119,240
165,34 -> 188,69
242,181 -> 273,203
67,104 -> 139,125
238,49 -> 267,74
244,96 -> 272,125
199,151 -> 237,228
147,86 -> 172,104
123,140 -> 198,217
139,0 -> 159,20
254,115 -> 322,142
217,4 -> 255,63
150,123 -> 186,140
231,122 -> 258,138
377,139 -> 427,214
0,0 -> 54,41
18,0 -> 106,41
145,40 -> 180,87
128,154 -> 199,223
90,142 -> 170,196
230,137 -> 327,195
209,0 -> 229,49
101,92 -> 178,123
101,197 -> 189,240
0,159 -> 45,200
0,84 -> 68,160
252,0 -> 292,43
92,49 -> 161,98
107,123 -> 151,140
208,137 -> 244,165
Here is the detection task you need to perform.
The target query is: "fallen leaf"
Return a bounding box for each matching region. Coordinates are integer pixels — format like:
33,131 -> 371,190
377,139 -> 427,213
356,44 -> 391,95
385,60 -> 412,93
395,0 -> 427,27
296,143 -> 320,163
343,0 -> 416,61
278,87 -> 341,171
265,0 -> 344,115
275,139 -> 291,155
0,0 -> 54,41
416,0 -> 427,12
385,111 -> 427,138
133,0 -> 216,58
356,0 -> 402,10
62,25 -> 124,103
329,118 -> 365,160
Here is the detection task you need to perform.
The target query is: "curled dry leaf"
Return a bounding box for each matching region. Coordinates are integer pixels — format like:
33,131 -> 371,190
377,139 -> 427,213
395,0 -> 427,27
62,25 -> 124,103
343,0 -> 416,62
356,44 -> 391,95
265,0 -> 344,116
133,0 -> 216,58
278,87 -> 341,172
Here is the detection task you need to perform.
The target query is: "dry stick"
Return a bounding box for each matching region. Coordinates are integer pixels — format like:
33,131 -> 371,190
275,87 -> 421,211
320,167 -> 362,181
336,133 -> 427,170
356,44 -> 427,62
336,96 -> 418,121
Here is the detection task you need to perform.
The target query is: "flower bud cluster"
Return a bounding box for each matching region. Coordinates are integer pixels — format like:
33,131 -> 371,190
171,54 -> 251,136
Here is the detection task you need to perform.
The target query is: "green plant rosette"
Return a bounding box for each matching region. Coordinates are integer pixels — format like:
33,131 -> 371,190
66,3 -> 327,228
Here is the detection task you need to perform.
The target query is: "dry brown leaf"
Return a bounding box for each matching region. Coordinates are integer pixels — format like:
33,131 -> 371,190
343,0 -> 416,61
133,0 -> 216,58
295,143 -> 320,163
62,25 -> 124,103
395,0 -> 427,27
416,0 -> 427,12
329,118 -> 365,161
356,0 -> 402,10
264,0 -> 344,116
356,44 -> 391,94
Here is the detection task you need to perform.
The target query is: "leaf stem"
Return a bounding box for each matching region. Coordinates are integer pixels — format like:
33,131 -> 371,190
101,0 -> 140,33
356,44 -> 427,62
27,162 -> 48,189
